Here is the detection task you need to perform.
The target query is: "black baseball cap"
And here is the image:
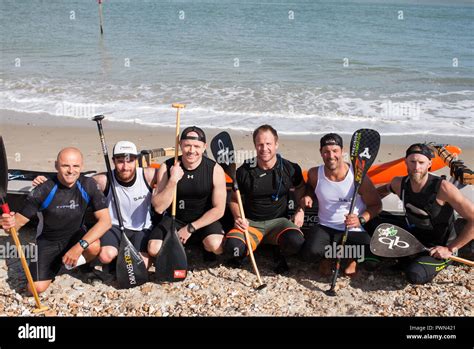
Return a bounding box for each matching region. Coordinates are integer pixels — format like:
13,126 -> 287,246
320,133 -> 343,149
405,143 -> 434,160
180,126 -> 206,143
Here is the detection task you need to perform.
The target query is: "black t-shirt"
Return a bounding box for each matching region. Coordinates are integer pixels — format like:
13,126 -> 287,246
165,156 -> 216,223
20,175 -> 108,241
236,156 -> 304,221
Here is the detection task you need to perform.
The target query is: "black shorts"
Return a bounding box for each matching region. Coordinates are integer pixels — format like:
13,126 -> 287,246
149,215 -> 224,244
301,224 -> 372,262
29,230 -> 85,282
100,225 -> 151,253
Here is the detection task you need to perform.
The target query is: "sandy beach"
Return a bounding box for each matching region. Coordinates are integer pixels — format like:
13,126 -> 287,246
1,110 -> 473,318
1,110 -> 473,173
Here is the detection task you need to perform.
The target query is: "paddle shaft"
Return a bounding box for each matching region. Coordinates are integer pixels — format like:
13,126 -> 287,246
328,181 -> 361,292
93,116 -> 125,230
421,246 -> 474,267
98,0 -> 104,35
234,188 -> 264,286
172,105 -> 183,217
1,201 -> 48,313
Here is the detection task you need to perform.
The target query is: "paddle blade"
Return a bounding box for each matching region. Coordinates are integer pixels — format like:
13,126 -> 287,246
370,223 -> 427,258
350,129 -> 381,186
116,233 -> 149,288
210,131 -> 236,181
0,136 -> 8,199
155,218 -> 188,282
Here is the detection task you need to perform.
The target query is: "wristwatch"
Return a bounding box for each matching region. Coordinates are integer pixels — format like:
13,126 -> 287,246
187,223 -> 196,234
79,239 -> 89,250
358,216 -> 367,226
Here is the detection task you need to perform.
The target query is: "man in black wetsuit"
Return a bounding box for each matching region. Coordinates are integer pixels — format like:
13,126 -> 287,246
0,148 -> 111,294
225,125 -> 306,273
378,143 -> 474,284
148,127 -> 227,261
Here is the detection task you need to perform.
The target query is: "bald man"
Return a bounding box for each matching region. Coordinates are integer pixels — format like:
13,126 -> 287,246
0,148 -> 111,294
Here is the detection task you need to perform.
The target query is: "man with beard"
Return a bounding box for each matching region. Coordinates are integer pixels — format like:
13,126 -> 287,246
377,143 -> 474,284
300,133 -> 382,276
33,141 -> 158,273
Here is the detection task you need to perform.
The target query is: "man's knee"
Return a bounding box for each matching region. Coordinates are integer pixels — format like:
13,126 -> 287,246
224,237 -> 247,259
203,235 -> 224,254
99,246 -> 118,264
28,281 -> 51,295
405,263 -> 436,285
300,239 -> 325,262
147,239 -> 162,258
278,230 -> 305,256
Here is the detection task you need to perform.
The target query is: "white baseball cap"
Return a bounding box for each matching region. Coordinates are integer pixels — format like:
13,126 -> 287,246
113,141 -> 138,157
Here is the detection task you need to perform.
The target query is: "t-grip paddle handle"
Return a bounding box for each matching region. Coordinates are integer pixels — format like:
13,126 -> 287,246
92,114 -> 105,122
1,202 -> 10,214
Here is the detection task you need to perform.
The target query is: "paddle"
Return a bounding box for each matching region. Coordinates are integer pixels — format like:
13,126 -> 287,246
210,131 -> 267,290
0,136 -> 48,313
92,115 -> 148,288
154,104 -> 188,282
326,129 -> 381,297
98,0 -> 104,35
370,223 -> 474,266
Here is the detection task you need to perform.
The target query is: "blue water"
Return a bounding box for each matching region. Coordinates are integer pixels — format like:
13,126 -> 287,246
1,0 -> 473,136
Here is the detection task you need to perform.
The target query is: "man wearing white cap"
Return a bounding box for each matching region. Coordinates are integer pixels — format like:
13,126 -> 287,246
33,141 -> 158,275
94,141 -> 157,270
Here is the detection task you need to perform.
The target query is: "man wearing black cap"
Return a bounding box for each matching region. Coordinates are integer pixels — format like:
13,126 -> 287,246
300,133 -> 382,277
148,127 -> 227,261
377,143 -> 474,284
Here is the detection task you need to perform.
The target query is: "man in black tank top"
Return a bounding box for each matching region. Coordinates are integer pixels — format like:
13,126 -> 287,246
148,127 -> 227,261
0,148 -> 111,294
378,143 -> 474,284
225,125 -> 307,273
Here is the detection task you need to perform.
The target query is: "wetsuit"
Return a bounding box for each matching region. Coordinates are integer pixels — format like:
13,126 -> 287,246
225,155 -> 305,259
150,156 -> 223,243
399,174 -> 456,284
19,175 -> 108,281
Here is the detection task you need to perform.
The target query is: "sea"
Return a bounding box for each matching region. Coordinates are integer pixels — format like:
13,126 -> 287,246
1,0 -> 473,137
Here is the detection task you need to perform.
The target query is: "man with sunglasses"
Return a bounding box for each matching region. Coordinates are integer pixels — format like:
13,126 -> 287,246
377,143 -> 474,284
225,125 -> 306,273
32,141 -> 158,274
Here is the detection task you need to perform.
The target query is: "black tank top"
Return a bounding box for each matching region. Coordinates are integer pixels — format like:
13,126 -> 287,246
165,156 -> 215,223
236,156 -> 304,221
401,174 -> 455,247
